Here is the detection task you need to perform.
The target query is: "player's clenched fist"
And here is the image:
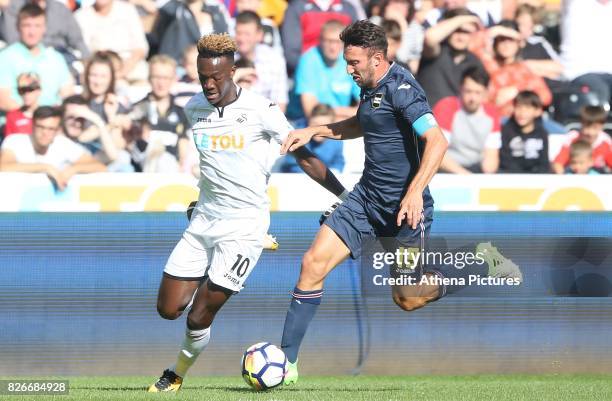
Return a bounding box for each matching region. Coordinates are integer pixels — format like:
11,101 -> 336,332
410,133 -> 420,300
280,128 -> 316,154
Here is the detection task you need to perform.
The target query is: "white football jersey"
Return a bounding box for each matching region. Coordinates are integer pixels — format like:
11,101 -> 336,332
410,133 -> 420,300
184,87 -> 291,218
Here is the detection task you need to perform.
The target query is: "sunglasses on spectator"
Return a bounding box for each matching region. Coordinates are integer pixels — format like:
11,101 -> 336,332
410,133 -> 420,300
17,84 -> 40,95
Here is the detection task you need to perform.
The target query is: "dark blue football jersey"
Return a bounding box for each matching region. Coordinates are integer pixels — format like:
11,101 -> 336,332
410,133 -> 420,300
355,63 -> 436,218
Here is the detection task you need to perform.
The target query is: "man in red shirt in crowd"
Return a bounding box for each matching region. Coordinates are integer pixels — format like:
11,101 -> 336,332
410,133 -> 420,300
4,72 -> 40,137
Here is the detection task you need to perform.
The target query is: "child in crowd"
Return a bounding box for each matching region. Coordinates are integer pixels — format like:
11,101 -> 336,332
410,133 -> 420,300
233,58 -> 258,89
279,104 -> 344,173
552,105 -> 612,174
4,73 -> 41,137
498,90 -> 550,173
566,140 -> 600,175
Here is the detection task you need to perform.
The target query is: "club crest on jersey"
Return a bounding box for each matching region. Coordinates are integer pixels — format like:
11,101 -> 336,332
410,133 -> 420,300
236,113 -> 248,124
372,93 -> 383,109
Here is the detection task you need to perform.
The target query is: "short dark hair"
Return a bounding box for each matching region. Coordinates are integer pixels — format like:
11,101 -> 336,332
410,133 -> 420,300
513,90 -> 543,109
61,95 -> 88,116
235,11 -> 262,30
580,105 -> 607,126
311,103 -> 335,119
18,3 -> 45,23
62,94 -> 88,107
340,20 -> 387,57
33,106 -> 62,122
441,7 -> 476,21
381,19 -> 402,41
235,58 -> 255,69
461,66 -> 489,87
497,19 -> 519,32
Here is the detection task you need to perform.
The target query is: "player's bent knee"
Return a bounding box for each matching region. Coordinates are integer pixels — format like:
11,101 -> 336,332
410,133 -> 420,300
157,303 -> 183,320
299,250 -> 331,287
392,294 -> 428,312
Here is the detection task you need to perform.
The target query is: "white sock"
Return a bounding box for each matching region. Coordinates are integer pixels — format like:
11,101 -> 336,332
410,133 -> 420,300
170,327 -> 210,378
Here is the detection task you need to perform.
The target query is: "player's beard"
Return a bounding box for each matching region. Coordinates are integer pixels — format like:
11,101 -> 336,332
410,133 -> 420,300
360,61 -> 377,88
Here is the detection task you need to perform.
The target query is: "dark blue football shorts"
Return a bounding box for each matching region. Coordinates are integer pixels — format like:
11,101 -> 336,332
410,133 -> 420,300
324,188 -> 433,261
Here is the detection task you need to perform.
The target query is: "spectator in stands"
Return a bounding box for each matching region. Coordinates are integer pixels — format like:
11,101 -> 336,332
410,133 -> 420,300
4,73 -> 41,137
0,0 -> 8,46
61,95 -> 133,172
434,66 -> 500,174
1,0 -> 89,63
280,103 -> 344,173
99,50 -> 139,106
497,90 -> 550,173
173,45 -> 201,108
129,55 -> 190,173
235,11 -> 288,111
0,106 -> 106,190
381,20 -> 410,72
281,0 -> 358,74
552,105 -> 612,174
236,0 -> 282,52
126,0 -> 157,35
371,0 -> 423,73
480,20 -> 551,117
83,52 -> 131,124
288,19 -> 360,124
422,0 -> 497,28
514,4 -> 563,89
565,140 -> 601,175
150,0 -> 230,63
233,58 -> 258,89
75,0 -> 149,83
417,8 -> 484,107
561,0 -> 612,105
0,4 -> 73,112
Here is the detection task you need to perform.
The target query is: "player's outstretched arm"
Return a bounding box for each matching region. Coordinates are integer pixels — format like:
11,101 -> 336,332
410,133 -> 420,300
280,116 -> 363,154
397,127 -> 448,229
292,147 -> 347,198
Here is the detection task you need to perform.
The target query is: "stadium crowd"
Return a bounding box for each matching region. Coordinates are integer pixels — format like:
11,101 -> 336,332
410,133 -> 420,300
0,0 -> 610,184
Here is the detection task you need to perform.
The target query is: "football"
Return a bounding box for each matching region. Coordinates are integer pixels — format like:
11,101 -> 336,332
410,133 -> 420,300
241,342 -> 288,390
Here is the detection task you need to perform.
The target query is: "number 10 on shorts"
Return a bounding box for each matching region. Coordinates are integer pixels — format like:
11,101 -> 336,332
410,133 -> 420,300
230,254 -> 250,278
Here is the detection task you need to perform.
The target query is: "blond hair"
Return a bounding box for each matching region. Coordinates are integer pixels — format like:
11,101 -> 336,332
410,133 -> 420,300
149,54 -> 177,70
196,34 -> 237,58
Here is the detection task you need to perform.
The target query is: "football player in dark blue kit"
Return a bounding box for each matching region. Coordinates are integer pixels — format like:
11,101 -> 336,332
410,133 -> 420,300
280,19 -> 447,383
278,20 -> 521,384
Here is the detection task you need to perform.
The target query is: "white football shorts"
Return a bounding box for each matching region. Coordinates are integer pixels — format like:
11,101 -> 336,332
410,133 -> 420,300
163,208 -> 269,292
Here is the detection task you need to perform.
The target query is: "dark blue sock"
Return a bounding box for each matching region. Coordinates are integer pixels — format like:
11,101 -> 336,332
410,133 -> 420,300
280,287 -> 323,363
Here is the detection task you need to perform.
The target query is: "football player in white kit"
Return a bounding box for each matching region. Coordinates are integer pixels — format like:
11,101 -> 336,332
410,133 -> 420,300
148,34 -> 348,392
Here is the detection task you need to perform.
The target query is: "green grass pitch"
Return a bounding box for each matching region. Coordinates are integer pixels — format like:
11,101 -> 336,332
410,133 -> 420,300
3,375 -> 612,401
